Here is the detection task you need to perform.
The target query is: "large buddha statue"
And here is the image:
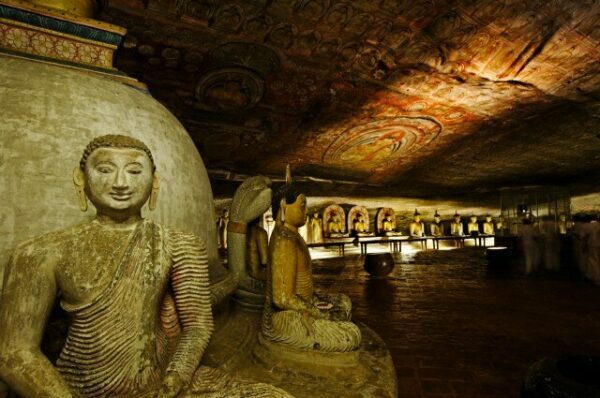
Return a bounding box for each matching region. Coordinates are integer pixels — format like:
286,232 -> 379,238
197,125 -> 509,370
409,209 -> 425,237
450,212 -> 464,236
0,135 -> 292,398
483,215 -> 495,235
430,210 -> 443,237
261,168 -> 361,352
467,215 -> 480,235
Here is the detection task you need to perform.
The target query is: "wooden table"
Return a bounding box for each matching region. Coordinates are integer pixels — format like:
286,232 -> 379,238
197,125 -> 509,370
431,236 -> 466,249
359,236 -> 427,254
307,240 -> 349,257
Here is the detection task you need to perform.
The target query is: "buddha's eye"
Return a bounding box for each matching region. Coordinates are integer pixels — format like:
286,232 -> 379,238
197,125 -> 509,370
128,169 -> 142,175
97,166 -> 114,173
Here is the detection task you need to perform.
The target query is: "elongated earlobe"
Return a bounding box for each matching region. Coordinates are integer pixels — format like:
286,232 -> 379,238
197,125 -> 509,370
73,167 -> 88,212
279,199 -> 286,223
149,172 -> 160,211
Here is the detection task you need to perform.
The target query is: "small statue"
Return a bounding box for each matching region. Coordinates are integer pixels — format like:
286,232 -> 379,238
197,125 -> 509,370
450,211 -> 464,236
309,212 -> 323,243
467,215 -> 480,235
483,215 -> 495,235
429,210 -> 443,237
246,218 -> 268,281
558,213 -> 572,235
382,215 -> 401,236
218,208 -> 229,249
262,166 -> 361,352
0,135 -> 292,398
409,209 -> 425,237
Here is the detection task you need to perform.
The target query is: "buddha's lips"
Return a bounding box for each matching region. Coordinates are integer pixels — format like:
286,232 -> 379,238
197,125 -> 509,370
110,192 -> 133,201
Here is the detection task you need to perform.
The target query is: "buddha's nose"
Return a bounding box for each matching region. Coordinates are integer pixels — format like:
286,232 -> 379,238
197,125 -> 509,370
113,169 -> 129,189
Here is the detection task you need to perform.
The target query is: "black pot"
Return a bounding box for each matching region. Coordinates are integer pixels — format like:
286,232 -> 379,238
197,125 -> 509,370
522,356 -> 600,398
486,246 -> 509,267
364,253 -> 395,277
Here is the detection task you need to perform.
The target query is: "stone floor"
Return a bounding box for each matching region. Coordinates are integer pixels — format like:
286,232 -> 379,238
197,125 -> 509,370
311,247 -> 600,398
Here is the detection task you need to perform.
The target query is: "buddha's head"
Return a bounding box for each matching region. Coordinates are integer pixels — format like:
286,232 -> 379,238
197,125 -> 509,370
559,213 -> 566,222
74,135 -> 158,220
414,209 -> 421,223
313,212 -> 319,219
453,212 -> 461,222
486,215 -> 492,223
434,211 -> 441,223
223,209 -> 229,218
470,216 -> 477,223
272,171 -> 306,228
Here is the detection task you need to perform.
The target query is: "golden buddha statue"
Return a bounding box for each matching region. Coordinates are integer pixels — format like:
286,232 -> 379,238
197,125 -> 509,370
409,209 -> 425,237
0,135 -> 292,398
382,215 -> 402,236
309,212 -> 323,243
261,168 -> 361,352
467,215 -> 480,235
483,215 -> 495,235
450,211 -> 464,236
352,214 -> 374,237
558,213 -> 572,235
246,218 -> 268,281
327,213 -> 346,238
429,210 -> 443,237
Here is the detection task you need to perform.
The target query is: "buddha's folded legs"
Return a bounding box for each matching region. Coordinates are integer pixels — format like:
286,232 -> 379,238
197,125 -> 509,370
182,366 -> 293,398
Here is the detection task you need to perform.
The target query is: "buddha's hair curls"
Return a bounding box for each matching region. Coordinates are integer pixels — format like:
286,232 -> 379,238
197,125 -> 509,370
80,134 -> 156,171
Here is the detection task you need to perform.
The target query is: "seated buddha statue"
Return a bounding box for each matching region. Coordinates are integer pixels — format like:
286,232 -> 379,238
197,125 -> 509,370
450,212 -> 464,236
246,218 -> 268,281
327,213 -> 346,238
352,214 -> 374,237
467,215 -> 480,235
409,209 -> 425,237
483,215 -> 495,235
429,210 -> 443,237
0,135 -> 292,398
261,169 -> 361,352
382,215 -> 402,236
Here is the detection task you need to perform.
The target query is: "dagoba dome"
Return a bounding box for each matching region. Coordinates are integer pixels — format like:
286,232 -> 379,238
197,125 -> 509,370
0,57 -> 225,287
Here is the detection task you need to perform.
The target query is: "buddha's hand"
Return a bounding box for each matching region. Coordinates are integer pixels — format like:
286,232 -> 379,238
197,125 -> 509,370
156,372 -> 184,398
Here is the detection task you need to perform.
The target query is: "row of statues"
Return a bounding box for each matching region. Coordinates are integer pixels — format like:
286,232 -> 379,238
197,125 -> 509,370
0,137 -> 370,398
304,207 -> 503,242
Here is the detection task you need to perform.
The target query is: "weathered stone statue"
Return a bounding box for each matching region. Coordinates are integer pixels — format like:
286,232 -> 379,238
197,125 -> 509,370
309,213 -> 323,243
218,209 -> 229,249
450,212 -> 464,236
430,210 -> 443,237
468,215 -> 480,234
409,209 -> 425,237
0,135 -> 292,398
483,215 -> 495,235
247,219 -> 268,281
261,167 -> 361,352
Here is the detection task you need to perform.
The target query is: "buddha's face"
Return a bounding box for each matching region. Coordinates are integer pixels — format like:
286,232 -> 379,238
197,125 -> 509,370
414,215 -> 421,222
486,216 -> 492,223
434,216 -> 441,223
471,216 -> 477,223
454,216 -> 461,222
560,214 -> 566,221
283,194 -> 307,227
84,147 -> 154,215
313,213 -> 318,219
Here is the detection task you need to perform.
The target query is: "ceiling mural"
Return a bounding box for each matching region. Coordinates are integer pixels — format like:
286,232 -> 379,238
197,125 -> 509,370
100,0 -> 600,197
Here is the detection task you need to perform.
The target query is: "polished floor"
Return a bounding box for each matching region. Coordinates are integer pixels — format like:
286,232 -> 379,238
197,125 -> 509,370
311,247 -> 600,398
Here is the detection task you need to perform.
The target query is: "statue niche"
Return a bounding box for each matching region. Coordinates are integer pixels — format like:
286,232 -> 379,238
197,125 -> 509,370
261,166 -> 361,353
348,205 -> 373,237
376,207 -> 401,236
0,135 -> 292,398
323,204 -> 348,238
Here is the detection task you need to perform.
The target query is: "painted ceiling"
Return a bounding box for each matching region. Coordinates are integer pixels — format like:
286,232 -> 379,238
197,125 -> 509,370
100,0 -> 600,197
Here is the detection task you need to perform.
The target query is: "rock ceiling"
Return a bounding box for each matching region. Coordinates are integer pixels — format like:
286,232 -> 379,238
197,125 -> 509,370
100,0 -> 600,198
